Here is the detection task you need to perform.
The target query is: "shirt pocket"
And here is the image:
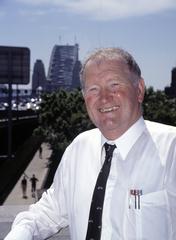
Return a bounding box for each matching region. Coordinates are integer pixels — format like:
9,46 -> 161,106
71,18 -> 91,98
127,189 -> 172,240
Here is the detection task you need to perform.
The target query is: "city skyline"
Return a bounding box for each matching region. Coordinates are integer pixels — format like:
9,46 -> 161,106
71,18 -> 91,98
0,0 -> 176,90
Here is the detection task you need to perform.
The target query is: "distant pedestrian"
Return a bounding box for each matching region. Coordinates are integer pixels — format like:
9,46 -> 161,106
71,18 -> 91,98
39,145 -> 43,159
21,176 -> 27,199
30,174 -> 39,197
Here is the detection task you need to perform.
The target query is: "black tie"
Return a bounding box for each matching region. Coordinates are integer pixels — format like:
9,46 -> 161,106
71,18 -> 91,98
86,143 -> 116,240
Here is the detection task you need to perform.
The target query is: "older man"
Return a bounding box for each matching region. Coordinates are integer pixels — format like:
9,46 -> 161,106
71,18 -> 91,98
5,48 -> 176,240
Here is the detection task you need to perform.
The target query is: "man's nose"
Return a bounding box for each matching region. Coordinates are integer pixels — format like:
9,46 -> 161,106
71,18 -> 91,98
99,88 -> 112,102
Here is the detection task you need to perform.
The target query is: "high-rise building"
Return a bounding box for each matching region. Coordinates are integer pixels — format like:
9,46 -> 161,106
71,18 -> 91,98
47,43 -> 81,91
165,67 -> 176,97
32,59 -> 47,95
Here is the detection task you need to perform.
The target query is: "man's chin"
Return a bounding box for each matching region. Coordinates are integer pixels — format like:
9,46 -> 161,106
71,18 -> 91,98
99,125 -> 120,138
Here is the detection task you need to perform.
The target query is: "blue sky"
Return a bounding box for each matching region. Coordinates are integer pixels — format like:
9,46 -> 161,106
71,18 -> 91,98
0,0 -> 176,90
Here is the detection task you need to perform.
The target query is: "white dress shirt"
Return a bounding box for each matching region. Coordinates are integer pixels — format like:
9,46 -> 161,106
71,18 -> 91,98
5,117 -> 176,240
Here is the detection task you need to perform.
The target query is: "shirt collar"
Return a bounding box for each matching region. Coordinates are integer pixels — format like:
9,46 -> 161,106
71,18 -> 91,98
101,117 -> 146,160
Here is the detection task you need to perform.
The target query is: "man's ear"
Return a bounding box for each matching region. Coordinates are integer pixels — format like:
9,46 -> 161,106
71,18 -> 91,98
81,89 -> 85,99
137,78 -> 145,103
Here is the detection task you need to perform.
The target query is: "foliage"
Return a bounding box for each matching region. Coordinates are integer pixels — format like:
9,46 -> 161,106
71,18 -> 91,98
143,87 -> 176,126
34,89 -> 94,154
34,87 -> 176,156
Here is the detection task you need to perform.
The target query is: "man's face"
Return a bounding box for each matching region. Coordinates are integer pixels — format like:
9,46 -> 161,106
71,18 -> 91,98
83,59 -> 145,140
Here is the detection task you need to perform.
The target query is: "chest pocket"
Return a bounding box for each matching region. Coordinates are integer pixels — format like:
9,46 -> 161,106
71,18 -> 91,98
126,189 -> 171,240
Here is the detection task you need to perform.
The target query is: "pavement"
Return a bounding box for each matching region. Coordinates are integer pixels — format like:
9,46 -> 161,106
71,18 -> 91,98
0,143 -> 70,239
4,142 -> 51,205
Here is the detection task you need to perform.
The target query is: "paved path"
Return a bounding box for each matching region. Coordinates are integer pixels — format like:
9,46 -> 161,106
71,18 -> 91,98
4,142 -> 52,205
1,143 -> 70,239
0,205 -> 70,240
0,205 -> 28,240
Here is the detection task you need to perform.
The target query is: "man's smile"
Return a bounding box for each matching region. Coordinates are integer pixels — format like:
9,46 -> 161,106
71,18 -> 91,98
98,105 -> 120,113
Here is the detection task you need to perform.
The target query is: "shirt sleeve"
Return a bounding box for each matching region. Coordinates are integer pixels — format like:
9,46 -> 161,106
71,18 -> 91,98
4,151 -> 69,240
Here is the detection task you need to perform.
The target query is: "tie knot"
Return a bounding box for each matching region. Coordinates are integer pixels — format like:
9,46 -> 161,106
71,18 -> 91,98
104,143 -> 116,157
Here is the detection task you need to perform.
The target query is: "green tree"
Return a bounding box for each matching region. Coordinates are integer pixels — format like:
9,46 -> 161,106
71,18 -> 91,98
143,87 -> 176,126
35,89 -> 94,154
34,88 -> 95,187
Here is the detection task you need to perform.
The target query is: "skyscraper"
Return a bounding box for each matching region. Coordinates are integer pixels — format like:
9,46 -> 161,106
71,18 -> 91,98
32,59 -> 47,95
165,67 -> 176,97
47,43 -> 81,91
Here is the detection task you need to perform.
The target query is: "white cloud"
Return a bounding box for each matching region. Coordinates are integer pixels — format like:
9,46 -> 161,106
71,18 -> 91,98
16,0 -> 176,20
19,9 -> 47,17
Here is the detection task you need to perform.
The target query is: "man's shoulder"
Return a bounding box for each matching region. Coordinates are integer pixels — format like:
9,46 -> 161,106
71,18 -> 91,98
145,120 -> 176,133
73,128 -> 101,143
145,120 -> 176,141
64,128 -> 101,156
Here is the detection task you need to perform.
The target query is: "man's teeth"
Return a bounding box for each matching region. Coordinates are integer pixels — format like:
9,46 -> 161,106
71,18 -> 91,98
99,106 -> 119,113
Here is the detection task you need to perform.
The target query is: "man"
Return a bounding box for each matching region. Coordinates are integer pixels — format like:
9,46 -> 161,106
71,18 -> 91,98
21,175 -> 27,199
39,145 -> 43,159
30,174 -> 39,197
5,48 -> 176,239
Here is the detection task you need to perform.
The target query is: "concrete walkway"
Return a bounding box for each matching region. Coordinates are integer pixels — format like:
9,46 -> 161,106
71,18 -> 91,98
0,204 -> 70,240
4,142 -> 52,205
1,143 -> 70,239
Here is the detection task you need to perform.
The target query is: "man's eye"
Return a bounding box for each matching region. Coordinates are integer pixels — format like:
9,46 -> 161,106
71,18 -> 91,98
86,87 -> 99,95
111,83 -> 119,89
112,82 -> 119,86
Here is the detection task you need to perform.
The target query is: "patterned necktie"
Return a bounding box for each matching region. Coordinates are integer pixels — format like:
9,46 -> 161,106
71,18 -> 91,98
86,143 -> 116,240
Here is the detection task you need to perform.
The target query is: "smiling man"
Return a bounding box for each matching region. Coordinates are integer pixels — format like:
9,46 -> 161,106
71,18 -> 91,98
81,49 -> 145,140
5,48 -> 176,240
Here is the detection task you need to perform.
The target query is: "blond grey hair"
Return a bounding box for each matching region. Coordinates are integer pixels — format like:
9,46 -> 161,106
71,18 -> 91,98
80,47 -> 141,89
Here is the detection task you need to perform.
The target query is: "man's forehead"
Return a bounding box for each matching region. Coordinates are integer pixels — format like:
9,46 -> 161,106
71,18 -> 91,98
85,58 -> 130,76
85,58 -> 126,69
